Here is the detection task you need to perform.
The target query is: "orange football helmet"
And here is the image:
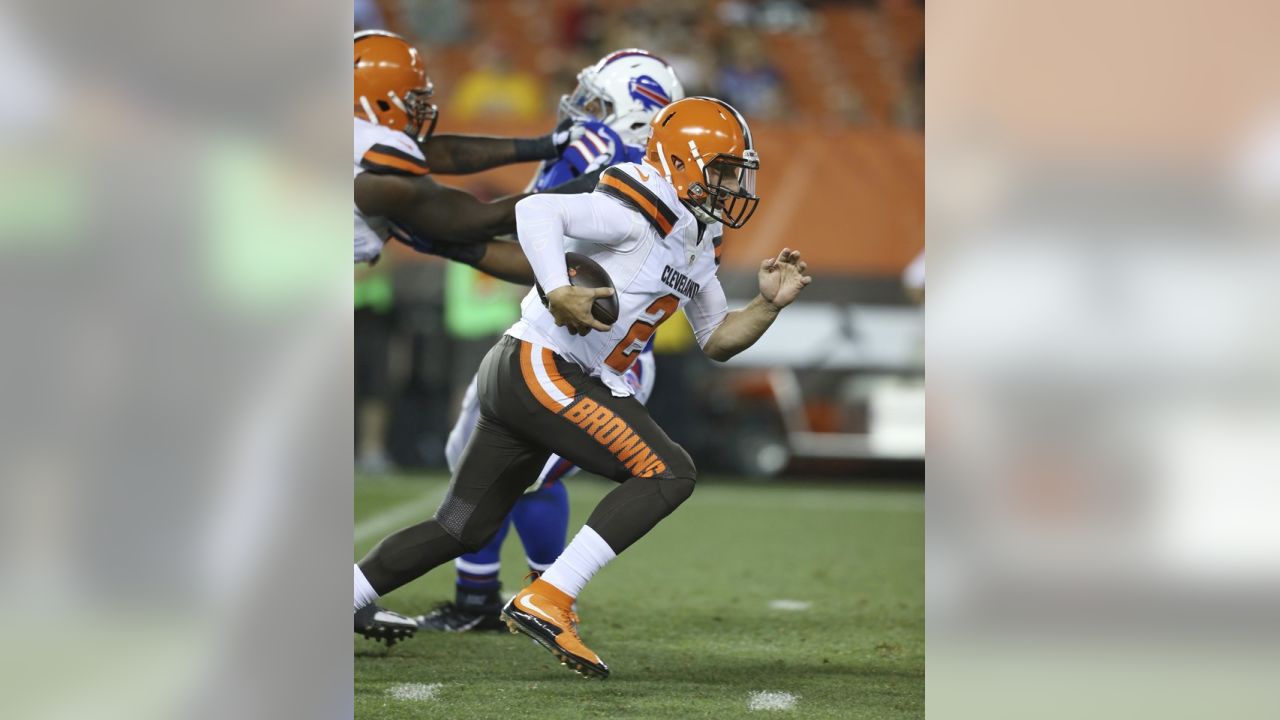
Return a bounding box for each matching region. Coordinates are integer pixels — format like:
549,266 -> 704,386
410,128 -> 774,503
354,30 -> 438,141
645,97 -> 759,228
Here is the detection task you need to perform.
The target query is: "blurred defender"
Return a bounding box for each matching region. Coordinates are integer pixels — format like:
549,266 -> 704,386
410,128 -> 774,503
416,49 -> 683,633
355,97 -> 812,677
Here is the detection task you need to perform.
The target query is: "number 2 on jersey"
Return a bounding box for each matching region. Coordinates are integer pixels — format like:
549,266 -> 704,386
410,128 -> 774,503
605,294 -> 680,373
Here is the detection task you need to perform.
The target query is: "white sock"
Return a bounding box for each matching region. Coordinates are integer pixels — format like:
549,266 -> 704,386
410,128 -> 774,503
540,525 -> 617,598
354,564 -> 379,611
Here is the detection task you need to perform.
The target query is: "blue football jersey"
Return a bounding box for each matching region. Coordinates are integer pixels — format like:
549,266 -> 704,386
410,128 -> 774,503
533,120 -> 646,192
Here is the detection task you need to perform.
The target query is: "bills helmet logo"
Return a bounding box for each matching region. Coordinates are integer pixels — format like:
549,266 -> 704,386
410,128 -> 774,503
628,75 -> 672,111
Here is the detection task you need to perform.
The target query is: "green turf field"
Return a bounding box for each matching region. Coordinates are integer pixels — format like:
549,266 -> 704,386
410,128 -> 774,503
355,473 -> 923,719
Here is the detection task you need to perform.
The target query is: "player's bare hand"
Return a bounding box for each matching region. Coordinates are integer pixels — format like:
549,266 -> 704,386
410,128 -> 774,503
758,247 -> 812,310
547,285 -> 614,335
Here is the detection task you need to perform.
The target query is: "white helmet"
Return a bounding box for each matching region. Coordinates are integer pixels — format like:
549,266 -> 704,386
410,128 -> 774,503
558,49 -> 685,147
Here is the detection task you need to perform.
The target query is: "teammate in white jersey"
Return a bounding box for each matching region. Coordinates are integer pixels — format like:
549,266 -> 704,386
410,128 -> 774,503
353,30 -> 603,271
355,97 -> 811,677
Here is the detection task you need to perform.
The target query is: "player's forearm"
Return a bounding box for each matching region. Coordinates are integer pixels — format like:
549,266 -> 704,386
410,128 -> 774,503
474,240 -> 536,285
702,295 -> 782,362
420,134 -> 557,175
398,190 -> 528,245
514,195 -> 571,292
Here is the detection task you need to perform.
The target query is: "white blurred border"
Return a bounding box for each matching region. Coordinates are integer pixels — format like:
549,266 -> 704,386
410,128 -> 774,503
929,1 -> 1280,717
0,1 -> 354,717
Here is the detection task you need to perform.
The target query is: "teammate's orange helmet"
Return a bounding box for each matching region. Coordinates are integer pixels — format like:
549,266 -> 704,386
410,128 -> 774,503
645,97 -> 759,228
354,30 -> 438,141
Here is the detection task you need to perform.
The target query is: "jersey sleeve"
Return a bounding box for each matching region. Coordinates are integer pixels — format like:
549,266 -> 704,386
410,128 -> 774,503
358,128 -> 430,176
533,156 -> 581,192
685,275 -> 730,349
514,192 -> 647,293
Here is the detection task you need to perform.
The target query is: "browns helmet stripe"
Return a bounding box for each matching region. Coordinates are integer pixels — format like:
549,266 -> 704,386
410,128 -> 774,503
596,167 -> 678,236
701,96 -> 753,149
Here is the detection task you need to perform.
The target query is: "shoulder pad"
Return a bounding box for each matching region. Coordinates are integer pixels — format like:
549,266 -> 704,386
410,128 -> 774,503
594,164 -> 679,237
357,122 -> 429,176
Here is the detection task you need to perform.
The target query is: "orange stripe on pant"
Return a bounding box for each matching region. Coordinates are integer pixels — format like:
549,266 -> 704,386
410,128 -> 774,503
519,342 -> 564,414
539,348 -> 577,399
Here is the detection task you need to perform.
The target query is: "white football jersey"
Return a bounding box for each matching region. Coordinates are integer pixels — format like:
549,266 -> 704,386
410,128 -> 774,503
507,162 -> 730,396
353,117 -> 430,263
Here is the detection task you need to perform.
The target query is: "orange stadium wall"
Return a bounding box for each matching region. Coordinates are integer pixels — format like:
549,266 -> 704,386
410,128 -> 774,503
390,119 -> 923,277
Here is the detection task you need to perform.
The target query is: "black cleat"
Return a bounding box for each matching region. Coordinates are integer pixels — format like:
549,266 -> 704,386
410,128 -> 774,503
355,604 -> 417,647
415,601 -> 506,633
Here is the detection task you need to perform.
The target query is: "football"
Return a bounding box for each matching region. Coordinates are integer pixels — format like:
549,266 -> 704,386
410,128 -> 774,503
536,252 -> 620,326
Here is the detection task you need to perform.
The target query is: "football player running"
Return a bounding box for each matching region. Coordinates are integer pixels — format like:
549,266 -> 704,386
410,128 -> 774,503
414,49 -> 683,633
354,96 -> 811,677
352,29 -> 602,645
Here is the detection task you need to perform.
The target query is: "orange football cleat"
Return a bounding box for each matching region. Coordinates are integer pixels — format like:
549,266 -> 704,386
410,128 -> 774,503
501,578 -> 609,679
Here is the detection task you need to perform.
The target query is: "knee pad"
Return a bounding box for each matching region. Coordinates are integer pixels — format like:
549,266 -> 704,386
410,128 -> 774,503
656,475 -> 695,509
663,444 -> 696,484
654,444 -> 695,508
434,493 -> 476,541
435,494 -> 502,552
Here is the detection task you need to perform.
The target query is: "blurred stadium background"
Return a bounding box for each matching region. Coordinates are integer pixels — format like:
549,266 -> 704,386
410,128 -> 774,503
354,0 -> 925,480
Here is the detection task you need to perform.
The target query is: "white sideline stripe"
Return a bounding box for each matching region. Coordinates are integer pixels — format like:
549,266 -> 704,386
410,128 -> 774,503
354,488 -> 447,545
748,690 -> 799,711
768,599 -> 811,611
387,682 -> 443,701
531,347 -> 572,407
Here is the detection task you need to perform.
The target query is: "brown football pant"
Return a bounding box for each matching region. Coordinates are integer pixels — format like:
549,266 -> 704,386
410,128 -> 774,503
359,335 -> 695,595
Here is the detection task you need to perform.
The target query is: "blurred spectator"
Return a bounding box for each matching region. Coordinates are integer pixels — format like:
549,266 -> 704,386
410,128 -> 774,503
903,249 -> 925,305
662,43 -> 716,98
717,0 -> 816,32
353,0 -> 386,33
556,0 -> 607,57
451,42 -> 544,122
902,46 -> 924,129
355,260 -> 397,475
756,0 -> 816,33
404,0 -> 470,46
648,1 -> 717,96
549,47 -> 599,106
714,32 -> 784,120
716,0 -> 755,28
